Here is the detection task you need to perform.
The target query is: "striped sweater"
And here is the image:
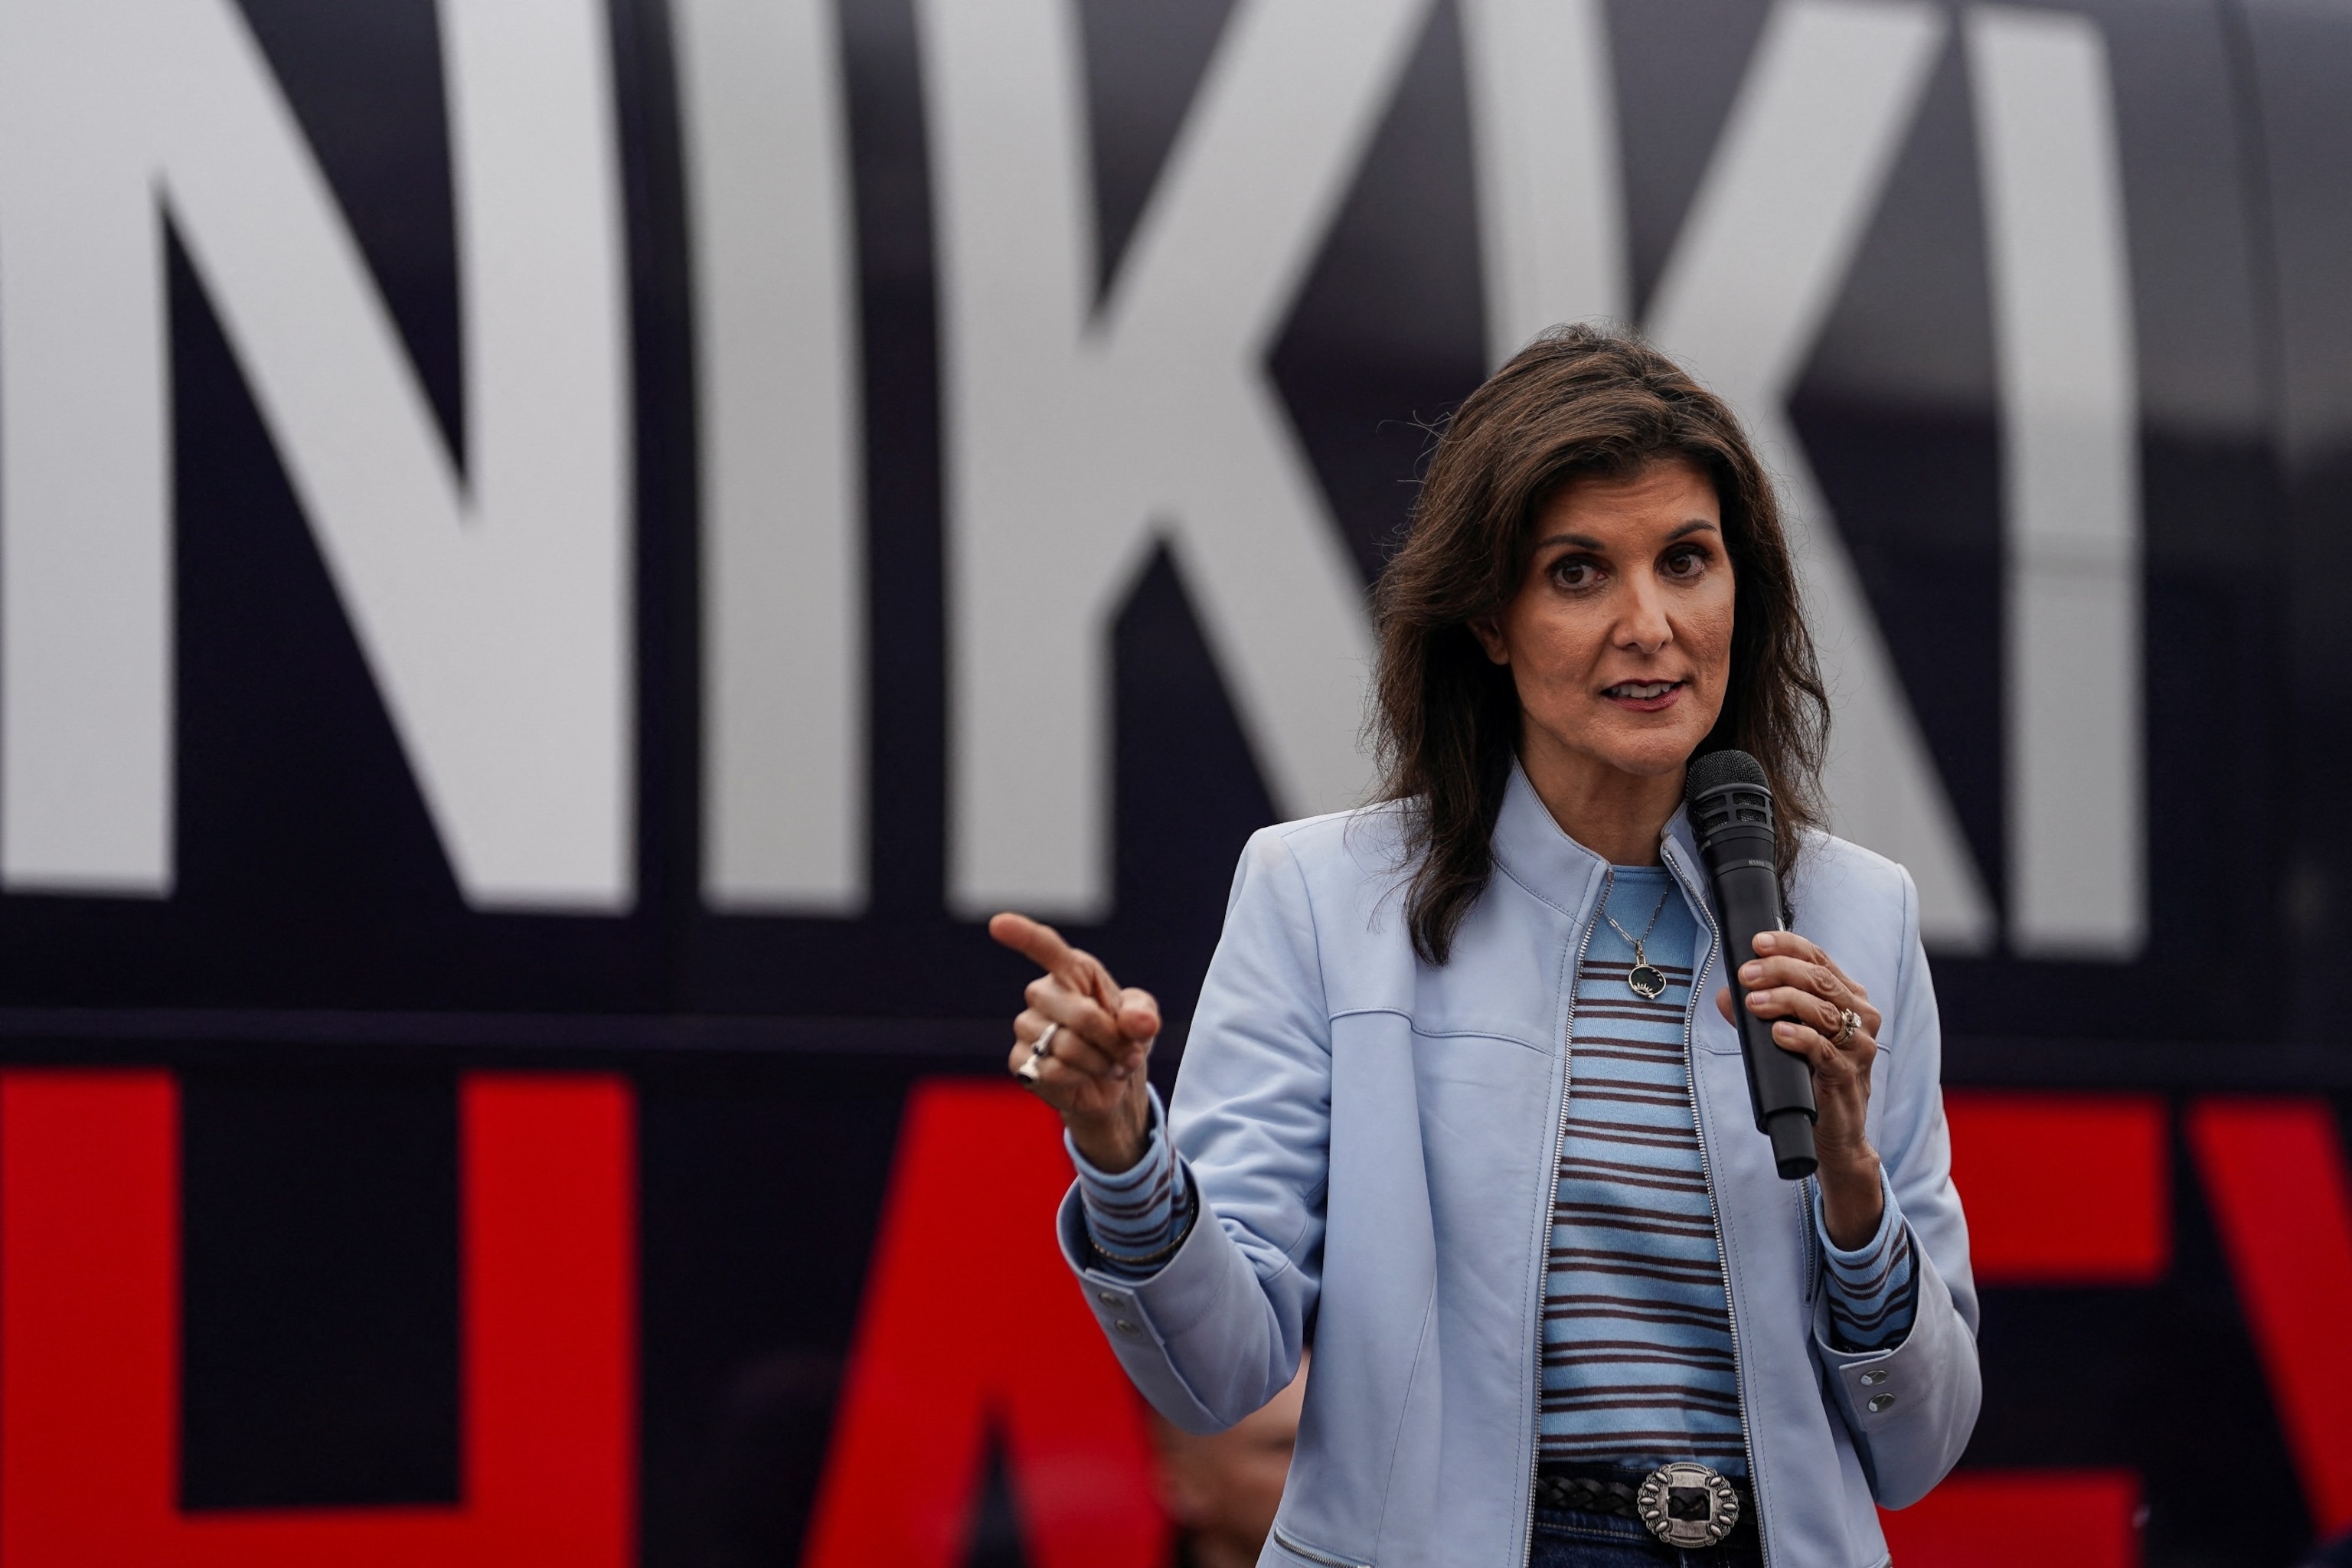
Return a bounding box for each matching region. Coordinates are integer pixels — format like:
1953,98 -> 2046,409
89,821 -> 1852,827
1543,866 -> 1746,1468
1073,865 -> 1917,1471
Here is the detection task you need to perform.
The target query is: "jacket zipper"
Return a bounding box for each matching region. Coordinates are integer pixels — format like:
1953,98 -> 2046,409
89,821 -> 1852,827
1802,1176 -> 1821,1302
1272,1524 -> 1372,1568
1664,844 -> 1771,1568
1519,884 -> 1602,1568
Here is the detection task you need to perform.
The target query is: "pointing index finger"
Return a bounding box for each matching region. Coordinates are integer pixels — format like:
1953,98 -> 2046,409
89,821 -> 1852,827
989,912 -> 1076,978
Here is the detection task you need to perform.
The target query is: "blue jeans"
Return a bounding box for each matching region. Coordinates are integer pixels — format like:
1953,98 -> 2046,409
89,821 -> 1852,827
1527,1507 -> 1766,1568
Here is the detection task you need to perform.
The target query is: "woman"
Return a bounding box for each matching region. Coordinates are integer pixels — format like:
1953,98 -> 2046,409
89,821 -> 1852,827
992,325 -> 1978,1566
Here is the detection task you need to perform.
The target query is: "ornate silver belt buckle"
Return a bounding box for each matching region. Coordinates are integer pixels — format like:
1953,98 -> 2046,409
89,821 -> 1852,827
1636,1462 -> 1740,1549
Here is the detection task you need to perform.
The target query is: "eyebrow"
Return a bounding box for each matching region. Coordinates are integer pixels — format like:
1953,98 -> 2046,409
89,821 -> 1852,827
1530,519 -> 1721,551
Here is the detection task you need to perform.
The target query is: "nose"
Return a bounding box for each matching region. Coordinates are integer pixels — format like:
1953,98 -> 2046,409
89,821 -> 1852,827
1616,575 -> 1673,655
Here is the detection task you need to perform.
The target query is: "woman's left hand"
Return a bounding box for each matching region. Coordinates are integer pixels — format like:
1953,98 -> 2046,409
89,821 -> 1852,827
1715,931 -> 1886,1248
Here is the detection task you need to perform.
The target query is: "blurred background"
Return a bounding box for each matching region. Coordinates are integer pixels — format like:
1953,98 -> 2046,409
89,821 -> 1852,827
0,0 -> 2346,1563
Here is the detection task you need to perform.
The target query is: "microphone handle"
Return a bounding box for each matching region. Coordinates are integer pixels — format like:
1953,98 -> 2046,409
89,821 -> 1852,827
1710,835 -> 1818,1181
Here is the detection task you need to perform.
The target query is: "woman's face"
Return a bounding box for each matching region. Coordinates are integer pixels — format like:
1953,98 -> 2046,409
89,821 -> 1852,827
1471,459 -> 1736,787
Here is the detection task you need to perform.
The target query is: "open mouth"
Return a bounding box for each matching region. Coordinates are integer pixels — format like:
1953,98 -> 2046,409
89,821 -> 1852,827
1601,678 -> 1687,708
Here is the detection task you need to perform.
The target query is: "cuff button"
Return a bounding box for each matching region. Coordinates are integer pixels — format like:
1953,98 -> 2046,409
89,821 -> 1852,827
1114,1318 -> 1140,1336
1860,1370 -> 1888,1386
1097,1290 -> 1121,1305
1867,1393 -> 1896,1413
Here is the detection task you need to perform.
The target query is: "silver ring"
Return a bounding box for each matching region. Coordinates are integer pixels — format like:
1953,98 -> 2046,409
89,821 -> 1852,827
1013,1021 -> 1059,1083
1831,1008 -> 1861,1048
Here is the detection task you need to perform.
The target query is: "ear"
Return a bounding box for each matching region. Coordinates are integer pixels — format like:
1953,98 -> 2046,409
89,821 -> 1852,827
1467,615 -> 1510,666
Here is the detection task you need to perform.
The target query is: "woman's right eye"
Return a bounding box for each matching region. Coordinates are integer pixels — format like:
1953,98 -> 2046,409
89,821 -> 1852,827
1551,557 -> 1598,589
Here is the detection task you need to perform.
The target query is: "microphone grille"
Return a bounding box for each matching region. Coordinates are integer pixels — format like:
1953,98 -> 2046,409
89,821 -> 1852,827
1684,748 -> 1768,803
1685,749 -> 1775,842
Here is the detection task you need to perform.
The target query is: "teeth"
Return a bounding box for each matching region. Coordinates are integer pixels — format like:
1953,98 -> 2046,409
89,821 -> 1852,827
1612,681 -> 1676,699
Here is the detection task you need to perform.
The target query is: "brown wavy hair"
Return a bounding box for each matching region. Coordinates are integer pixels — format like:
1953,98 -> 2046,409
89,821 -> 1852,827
1371,324 -> 1830,964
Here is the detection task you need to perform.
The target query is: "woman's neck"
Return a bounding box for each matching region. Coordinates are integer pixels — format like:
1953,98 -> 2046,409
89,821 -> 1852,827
1518,738 -> 1685,867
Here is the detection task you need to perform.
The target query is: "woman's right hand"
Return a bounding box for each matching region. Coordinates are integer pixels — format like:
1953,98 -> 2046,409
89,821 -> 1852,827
988,913 -> 1160,1173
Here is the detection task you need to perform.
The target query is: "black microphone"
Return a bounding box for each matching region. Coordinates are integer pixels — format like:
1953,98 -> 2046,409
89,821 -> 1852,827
1684,750 -> 1817,1180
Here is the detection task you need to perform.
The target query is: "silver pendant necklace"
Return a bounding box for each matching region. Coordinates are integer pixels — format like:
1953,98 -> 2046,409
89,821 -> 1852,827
1599,878 -> 1674,1000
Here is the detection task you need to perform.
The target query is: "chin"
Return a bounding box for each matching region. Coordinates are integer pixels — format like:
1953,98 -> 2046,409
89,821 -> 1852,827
1607,754 -> 1696,781
1598,728 -> 1710,779
1529,704 -> 1717,781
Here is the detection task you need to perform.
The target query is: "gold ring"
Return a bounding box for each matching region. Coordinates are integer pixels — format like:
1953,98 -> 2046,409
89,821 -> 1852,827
1831,1008 -> 1861,1048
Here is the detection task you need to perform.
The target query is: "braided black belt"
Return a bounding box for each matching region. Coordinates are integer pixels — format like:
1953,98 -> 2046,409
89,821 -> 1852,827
1535,1472 -> 1649,1517
1536,1465 -> 1755,1549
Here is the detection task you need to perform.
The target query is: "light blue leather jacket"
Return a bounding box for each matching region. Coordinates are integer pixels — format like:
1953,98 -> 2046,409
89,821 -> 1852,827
1059,766 -> 1981,1568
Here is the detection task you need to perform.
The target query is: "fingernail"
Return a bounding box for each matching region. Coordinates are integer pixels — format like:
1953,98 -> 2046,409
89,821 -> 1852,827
1740,963 -> 1761,985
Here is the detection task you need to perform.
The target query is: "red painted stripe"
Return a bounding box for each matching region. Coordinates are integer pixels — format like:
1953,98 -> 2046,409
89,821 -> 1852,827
803,1080 -> 1165,1568
1945,1092 -> 2167,1284
2187,1097 -> 2352,1534
1881,1470 -> 2138,1566
0,1070 -> 635,1567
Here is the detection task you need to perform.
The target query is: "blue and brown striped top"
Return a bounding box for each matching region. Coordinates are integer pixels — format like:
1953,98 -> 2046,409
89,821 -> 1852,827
1542,866 -> 1744,1468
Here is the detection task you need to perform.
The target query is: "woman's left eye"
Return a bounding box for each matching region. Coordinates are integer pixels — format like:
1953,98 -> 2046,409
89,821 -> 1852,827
1662,547 -> 1707,578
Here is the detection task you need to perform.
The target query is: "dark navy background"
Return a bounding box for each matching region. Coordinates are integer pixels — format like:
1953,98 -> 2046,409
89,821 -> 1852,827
2,1 -> 2348,1563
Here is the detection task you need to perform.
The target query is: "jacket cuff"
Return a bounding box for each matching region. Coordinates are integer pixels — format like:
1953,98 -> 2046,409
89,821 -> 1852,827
1811,1241 -> 1983,1508
1057,1177 -> 1229,1431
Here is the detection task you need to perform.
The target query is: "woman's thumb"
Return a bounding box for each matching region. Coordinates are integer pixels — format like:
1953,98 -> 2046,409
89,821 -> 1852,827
1119,987 -> 1161,1040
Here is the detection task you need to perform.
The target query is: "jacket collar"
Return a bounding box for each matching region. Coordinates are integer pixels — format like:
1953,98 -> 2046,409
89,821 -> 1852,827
1659,802 -> 1704,887
1490,759 -> 1710,919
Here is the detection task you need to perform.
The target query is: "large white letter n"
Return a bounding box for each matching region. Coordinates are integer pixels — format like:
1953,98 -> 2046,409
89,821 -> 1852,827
922,0 -> 1429,919
0,0 -> 631,906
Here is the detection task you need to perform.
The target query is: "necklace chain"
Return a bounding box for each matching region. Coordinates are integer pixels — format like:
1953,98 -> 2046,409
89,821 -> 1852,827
1599,877 -> 1672,951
